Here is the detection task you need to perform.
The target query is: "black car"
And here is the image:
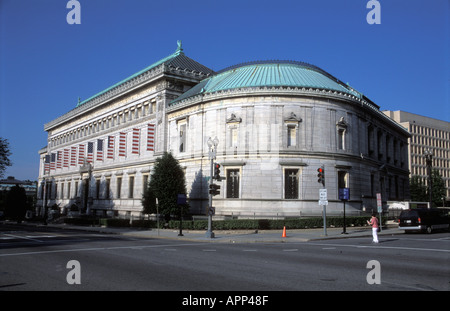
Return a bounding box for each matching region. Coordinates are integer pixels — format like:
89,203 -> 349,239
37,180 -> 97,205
398,208 -> 450,233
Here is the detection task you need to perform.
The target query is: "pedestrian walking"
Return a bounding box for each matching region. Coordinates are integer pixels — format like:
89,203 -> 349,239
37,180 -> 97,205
367,213 -> 379,243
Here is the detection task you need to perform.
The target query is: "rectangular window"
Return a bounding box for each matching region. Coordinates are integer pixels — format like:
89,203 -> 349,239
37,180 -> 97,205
226,169 -> 240,198
142,174 -> 149,194
284,169 -> 299,199
287,126 -> 296,147
338,129 -> 345,150
117,177 -> 122,199
179,123 -> 186,153
105,178 -> 111,199
96,179 -> 101,199
230,127 -> 238,148
128,176 -> 134,198
338,171 -> 348,189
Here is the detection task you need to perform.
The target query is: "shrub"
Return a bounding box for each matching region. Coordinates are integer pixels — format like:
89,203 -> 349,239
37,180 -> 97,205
167,216 -> 386,230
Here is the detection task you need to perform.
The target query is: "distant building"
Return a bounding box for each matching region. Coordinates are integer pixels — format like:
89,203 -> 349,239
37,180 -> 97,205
383,110 -> 450,200
37,43 -> 411,218
0,176 -> 37,197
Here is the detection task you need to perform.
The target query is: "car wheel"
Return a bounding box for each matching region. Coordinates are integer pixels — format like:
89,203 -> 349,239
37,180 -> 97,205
426,226 -> 432,234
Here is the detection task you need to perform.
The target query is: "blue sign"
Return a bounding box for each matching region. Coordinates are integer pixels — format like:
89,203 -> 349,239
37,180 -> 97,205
339,188 -> 350,201
177,194 -> 187,205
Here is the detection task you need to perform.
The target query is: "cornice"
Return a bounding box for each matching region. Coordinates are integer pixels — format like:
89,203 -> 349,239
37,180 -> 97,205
44,64 -> 210,132
167,85 -> 410,136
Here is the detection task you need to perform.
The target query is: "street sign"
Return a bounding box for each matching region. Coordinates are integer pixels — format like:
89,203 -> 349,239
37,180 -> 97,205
208,206 -> 215,216
319,188 -> 328,205
177,194 -> 187,205
339,188 -> 350,201
376,193 -> 382,213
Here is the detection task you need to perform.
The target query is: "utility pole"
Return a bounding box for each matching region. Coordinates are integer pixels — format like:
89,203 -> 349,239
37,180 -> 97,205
317,166 -> 327,236
424,148 -> 433,208
206,137 -> 219,239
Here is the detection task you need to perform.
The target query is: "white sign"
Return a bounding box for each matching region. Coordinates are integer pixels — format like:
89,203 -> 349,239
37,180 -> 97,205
319,189 -> 328,205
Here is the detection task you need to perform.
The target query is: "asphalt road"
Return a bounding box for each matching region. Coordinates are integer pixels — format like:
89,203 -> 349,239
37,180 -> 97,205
1,223 -> 449,292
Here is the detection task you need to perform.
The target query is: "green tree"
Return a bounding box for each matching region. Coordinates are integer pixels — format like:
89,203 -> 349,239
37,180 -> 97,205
5,184 -> 27,223
142,152 -> 189,221
409,175 -> 428,202
411,171 -> 447,207
0,137 -> 12,178
430,170 -> 446,207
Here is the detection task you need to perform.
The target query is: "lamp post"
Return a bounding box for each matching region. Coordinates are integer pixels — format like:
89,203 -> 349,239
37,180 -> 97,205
79,159 -> 93,215
424,148 -> 433,208
206,136 -> 219,239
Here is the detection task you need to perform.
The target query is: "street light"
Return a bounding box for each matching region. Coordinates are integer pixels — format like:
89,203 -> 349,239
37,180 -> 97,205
424,148 -> 433,208
206,136 -> 219,238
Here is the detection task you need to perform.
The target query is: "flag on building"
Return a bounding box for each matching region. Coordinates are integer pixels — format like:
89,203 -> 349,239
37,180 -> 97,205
57,151 -> 62,169
119,132 -> 126,157
71,146 -> 77,166
147,123 -> 155,151
87,142 -> 94,163
50,153 -> 56,170
97,139 -> 103,161
78,144 -> 85,164
132,128 -> 140,154
107,136 -> 114,159
44,155 -> 50,174
63,149 -> 69,167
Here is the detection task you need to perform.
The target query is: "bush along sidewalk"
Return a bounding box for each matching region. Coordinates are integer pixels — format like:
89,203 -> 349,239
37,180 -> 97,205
168,216 -> 387,231
63,216 -> 386,230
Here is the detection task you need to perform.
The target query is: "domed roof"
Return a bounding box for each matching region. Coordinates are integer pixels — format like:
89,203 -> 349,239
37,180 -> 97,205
170,60 -> 363,106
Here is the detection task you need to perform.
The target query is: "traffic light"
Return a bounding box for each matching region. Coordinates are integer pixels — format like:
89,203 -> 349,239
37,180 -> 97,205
317,166 -> 325,186
209,183 -> 220,196
213,163 -> 221,180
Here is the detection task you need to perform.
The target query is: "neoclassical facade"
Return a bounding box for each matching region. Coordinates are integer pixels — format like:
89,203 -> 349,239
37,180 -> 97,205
37,43 -> 410,218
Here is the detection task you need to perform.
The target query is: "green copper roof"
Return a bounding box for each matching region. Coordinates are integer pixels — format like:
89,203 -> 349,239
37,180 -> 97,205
76,41 -> 214,108
171,60 -> 363,105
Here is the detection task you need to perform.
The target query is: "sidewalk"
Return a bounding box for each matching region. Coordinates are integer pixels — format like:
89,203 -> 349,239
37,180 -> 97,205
14,220 -> 403,243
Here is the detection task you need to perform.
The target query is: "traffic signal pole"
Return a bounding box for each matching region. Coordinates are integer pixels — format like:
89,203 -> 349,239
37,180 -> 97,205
206,155 -> 215,239
317,166 -> 327,236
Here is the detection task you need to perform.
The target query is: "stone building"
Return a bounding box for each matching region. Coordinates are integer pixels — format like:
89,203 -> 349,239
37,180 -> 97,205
383,110 -> 449,200
37,43 -> 410,218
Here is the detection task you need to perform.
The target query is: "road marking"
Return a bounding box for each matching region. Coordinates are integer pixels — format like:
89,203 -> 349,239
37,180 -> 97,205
26,235 -> 56,238
307,242 -> 450,253
3,234 -> 43,242
322,247 -> 336,250
202,249 -> 217,252
243,249 -> 257,252
283,249 -> 298,252
0,243 -> 202,257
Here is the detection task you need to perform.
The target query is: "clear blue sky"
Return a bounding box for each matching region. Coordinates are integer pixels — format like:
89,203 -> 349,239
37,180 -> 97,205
0,0 -> 448,181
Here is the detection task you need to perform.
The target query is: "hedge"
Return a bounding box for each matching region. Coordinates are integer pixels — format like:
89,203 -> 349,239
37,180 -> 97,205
64,216 -> 386,230
168,216 -> 387,231
64,217 -> 157,228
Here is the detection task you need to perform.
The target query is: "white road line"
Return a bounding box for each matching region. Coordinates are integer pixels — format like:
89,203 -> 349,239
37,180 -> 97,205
3,234 -> 43,242
283,249 -> 298,252
307,242 -> 450,253
0,243 -> 202,257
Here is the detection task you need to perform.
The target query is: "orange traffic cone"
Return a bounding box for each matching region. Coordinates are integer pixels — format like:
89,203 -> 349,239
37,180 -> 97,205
282,226 -> 287,238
